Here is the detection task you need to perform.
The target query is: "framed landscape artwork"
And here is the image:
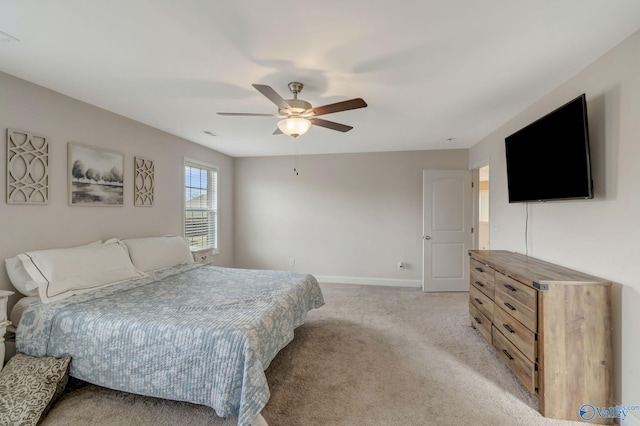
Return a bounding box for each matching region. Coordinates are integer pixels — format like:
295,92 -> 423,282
68,143 -> 124,206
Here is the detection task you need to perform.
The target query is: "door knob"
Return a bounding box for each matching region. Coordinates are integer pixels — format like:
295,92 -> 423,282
423,236 -> 431,240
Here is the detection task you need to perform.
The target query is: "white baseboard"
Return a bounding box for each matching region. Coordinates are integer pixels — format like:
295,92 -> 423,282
612,400 -> 640,426
621,410 -> 640,426
314,275 -> 421,288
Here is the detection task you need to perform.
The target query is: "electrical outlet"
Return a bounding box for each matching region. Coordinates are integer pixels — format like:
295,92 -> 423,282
289,258 -> 296,266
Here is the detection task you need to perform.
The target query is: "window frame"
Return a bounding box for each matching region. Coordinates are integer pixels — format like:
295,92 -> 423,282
183,157 -> 219,255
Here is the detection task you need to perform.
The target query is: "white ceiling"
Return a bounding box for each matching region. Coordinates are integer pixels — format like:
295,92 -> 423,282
1,1 -> 639,158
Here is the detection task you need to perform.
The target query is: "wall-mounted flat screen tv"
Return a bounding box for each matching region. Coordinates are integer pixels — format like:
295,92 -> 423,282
505,94 -> 593,203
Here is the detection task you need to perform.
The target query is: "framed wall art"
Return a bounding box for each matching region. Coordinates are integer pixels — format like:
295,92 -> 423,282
134,156 -> 154,207
6,128 -> 49,205
68,143 -> 124,206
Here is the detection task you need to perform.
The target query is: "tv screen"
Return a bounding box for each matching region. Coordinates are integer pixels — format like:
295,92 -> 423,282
505,94 -> 593,203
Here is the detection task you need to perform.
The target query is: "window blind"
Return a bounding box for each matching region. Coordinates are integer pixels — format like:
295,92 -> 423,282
184,161 -> 217,250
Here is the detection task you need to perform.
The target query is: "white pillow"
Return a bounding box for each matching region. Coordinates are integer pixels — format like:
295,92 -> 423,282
122,236 -> 194,272
17,241 -> 141,303
5,240 -> 102,296
5,257 -> 39,296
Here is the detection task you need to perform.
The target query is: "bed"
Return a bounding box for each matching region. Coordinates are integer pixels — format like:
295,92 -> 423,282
7,236 -> 324,426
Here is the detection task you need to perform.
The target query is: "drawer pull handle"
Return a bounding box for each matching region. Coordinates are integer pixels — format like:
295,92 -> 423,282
504,302 -> 516,311
504,284 -> 517,292
475,267 -> 484,272
475,281 -> 484,287
474,298 -> 483,305
503,324 -> 514,334
474,317 -> 482,324
502,349 -> 514,360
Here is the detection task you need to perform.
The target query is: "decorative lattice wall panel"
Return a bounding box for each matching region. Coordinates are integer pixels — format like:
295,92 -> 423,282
7,129 -> 49,204
134,156 -> 154,207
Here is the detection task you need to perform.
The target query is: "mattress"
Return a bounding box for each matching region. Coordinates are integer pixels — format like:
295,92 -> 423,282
10,296 -> 38,326
17,263 -> 324,426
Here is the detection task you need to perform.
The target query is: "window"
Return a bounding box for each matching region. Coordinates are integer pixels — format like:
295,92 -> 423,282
184,159 -> 218,252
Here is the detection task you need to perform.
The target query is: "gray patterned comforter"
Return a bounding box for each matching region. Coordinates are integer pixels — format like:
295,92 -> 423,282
17,264 -> 324,426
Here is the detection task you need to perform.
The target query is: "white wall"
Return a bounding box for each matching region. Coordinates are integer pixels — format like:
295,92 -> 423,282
0,72 -> 234,310
234,150 -> 468,286
469,30 -> 640,415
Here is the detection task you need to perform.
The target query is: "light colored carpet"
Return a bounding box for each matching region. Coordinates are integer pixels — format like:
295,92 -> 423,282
42,283 -> 586,426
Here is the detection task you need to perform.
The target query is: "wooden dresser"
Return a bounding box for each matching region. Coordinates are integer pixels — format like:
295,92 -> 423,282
468,250 -> 612,423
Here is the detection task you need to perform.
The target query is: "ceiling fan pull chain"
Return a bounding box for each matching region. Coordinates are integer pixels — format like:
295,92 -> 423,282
293,143 -> 299,176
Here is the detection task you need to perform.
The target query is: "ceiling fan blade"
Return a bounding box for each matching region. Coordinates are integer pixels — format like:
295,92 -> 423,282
273,128 -> 283,135
252,84 -> 291,111
311,98 -> 367,117
217,112 -> 278,117
310,118 -> 353,132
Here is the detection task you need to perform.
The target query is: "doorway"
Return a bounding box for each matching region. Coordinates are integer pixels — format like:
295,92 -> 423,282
477,165 -> 490,249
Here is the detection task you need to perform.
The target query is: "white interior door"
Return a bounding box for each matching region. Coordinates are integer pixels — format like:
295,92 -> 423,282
422,170 -> 472,292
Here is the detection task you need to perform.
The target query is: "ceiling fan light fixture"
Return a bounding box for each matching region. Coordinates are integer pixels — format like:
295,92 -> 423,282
277,117 -> 311,138
218,82 -> 367,137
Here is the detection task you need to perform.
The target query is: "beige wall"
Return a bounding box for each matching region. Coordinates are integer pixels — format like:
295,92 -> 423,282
0,72 -> 234,309
234,150 -> 468,285
469,30 -> 640,414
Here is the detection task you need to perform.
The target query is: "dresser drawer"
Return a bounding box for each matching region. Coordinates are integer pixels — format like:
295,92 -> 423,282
493,325 -> 537,395
470,285 -> 494,322
495,273 -> 536,311
470,264 -> 495,300
191,248 -> 214,265
469,302 -> 492,345
495,288 -> 536,332
470,259 -> 495,285
493,305 -> 536,362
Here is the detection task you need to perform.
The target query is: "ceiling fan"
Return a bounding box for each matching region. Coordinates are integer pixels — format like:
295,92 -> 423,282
217,82 -> 367,138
